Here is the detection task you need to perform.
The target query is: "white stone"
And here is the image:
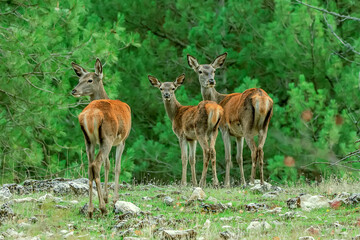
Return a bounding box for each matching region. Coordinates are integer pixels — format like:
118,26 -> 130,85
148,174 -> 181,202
203,219 -> 211,229
207,196 -> 218,203
262,191 -> 279,198
300,194 -> 330,211
189,188 -> 206,201
114,201 -> 141,214
0,187 -> 12,201
298,237 -> 315,240
247,221 -> 271,231
265,207 -> 282,214
161,229 -> 197,239
63,232 -> 74,239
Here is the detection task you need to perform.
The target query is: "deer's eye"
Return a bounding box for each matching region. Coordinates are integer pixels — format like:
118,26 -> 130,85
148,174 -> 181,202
160,88 -> 163,91
172,88 -> 175,90
88,79 -> 93,83
198,71 -> 203,74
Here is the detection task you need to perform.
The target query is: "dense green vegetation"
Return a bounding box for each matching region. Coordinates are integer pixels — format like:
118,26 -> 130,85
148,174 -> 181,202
0,0 -> 359,184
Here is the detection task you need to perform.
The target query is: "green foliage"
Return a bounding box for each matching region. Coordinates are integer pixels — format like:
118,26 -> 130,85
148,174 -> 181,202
0,0 -> 359,184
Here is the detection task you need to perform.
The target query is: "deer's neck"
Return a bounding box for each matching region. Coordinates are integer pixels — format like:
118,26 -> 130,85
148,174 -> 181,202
163,96 -> 182,122
90,82 -> 109,101
201,86 -> 226,103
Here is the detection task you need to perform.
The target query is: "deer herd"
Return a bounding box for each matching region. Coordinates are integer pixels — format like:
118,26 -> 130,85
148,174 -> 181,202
71,53 -> 273,218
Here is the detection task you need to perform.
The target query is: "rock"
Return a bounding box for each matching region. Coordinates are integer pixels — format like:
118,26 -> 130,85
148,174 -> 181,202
55,205 -> 68,209
11,197 -> 37,203
219,230 -> 235,240
262,191 -> 279,199
220,217 -> 234,222
271,186 -> 284,192
347,193 -> 360,205
60,230 -> 68,235
305,226 -> 320,235
189,188 -> 206,201
2,183 -> 26,195
0,187 -> 12,201
80,203 -> 89,215
245,203 -> 269,212
203,219 -> 211,229
142,196 -> 152,201
18,222 -> 31,228
200,203 -> 226,213
249,180 -> 272,193
265,207 -> 282,214
114,201 -> 141,214
123,238 -> 149,240
298,237 -> 315,240
222,225 -> 232,229
53,182 -> 71,195
247,221 -> 271,231
69,200 -> 79,205
272,220 -> 284,226
0,203 -> 14,223
164,196 -> 174,206
38,193 -> 62,203
63,231 -> 74,239
69,181 -> 89,195
279,211 -> 295,219
160,229 -> 197,239
224,202 -> 232,209
208,196 -> 218,203
287,196 -> 301,209
300,194 -> 330,211
29,216 -> 38,223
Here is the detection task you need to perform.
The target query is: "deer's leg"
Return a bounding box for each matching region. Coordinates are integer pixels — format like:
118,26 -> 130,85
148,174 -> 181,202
209,130 -> 219,188
197,137 -> 210,188
188,140 -> 197,186
179,138 -> 188,186
85,141 -> 95,219
103,157 -> 110,204
245,137 -> 257,185
113,142 -> 125,203
221,129 -> 232,188
93,140 -> 112,215
257,129 -> 268,185
236,137 -> 246,186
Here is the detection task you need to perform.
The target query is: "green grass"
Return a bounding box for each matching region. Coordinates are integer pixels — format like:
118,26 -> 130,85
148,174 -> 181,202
1,178 -> 360,239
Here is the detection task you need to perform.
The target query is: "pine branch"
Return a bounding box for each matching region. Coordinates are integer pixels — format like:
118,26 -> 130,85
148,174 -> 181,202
295,0 -> 360,22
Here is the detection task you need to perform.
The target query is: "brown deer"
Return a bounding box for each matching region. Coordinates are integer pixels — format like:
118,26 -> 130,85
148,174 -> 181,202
187,53 -> 273,187
148,74 -> 223,187
71,59 -> 131,218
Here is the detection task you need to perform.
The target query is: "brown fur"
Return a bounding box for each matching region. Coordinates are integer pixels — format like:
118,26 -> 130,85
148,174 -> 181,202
72,59 -> 131,218
148,74 -> 223,187
188,53 -> 273,187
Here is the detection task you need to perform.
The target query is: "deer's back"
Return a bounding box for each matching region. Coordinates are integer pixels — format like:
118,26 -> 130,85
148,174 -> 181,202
220,88 -> 272,137
173,101 -> 223,140
78,100 -> 131,145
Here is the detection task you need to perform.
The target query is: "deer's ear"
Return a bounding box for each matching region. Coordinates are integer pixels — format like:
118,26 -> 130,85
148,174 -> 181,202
211,52 -> 227,69
187,54 -> 199,70
148,75 -> 161,88
71,62 -> 87,77
95,58 -> 103,78
174,73 -> 185,88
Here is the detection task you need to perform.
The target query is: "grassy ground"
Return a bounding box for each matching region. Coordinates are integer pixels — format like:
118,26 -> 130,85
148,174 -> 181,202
1,178 -> 360,240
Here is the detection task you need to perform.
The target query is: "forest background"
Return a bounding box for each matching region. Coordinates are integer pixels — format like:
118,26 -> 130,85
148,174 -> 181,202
1,0 -> 359,185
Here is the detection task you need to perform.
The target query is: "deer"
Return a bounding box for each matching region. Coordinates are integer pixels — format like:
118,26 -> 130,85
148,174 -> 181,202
148,74 -> 223,187
71,59 -> 131,218
187,53 -> 273,187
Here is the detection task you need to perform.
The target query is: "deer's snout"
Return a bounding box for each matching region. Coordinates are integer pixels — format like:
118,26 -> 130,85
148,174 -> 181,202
209,79 -> 215,85
71,89 -> 77,95
163,92 -> 171,99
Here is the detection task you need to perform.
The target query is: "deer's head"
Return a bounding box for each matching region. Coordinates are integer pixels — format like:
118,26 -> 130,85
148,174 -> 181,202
148,74 -> 185,101
187,53 -> 227,88
71,58 -> 104,97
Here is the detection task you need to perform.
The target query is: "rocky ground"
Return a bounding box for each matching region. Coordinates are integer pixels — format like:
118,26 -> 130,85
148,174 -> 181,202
0,178 -> 360,240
